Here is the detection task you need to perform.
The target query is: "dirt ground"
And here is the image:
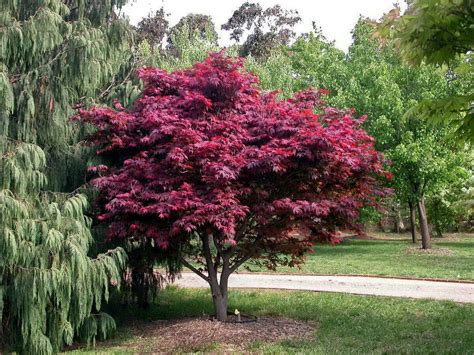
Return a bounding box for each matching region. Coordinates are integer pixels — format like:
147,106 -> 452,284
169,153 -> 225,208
405,246 -> 455,256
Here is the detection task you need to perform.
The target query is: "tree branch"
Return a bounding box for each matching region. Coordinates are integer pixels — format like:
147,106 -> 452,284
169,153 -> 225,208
228,238 -> 260,273
10,45 -> 67,84
180,257 -> 209,282
229,253 -> 254,274
96,50 -> 138,101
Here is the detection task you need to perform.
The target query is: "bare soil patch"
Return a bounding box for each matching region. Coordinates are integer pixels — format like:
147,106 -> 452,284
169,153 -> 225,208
405,246 -> 455,256
106,317 -> 316,352
340,233 -> 376,240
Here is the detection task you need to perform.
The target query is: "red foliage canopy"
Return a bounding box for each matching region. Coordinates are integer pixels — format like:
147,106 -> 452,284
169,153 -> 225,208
76,53 -> 388,269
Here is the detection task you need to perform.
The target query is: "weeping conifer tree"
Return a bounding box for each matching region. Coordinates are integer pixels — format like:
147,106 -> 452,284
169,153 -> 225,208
0,1 -> 137,353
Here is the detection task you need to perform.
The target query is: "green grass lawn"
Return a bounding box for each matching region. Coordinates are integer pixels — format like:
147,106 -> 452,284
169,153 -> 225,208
245,233 -> 474,280
68,287 -> 474,354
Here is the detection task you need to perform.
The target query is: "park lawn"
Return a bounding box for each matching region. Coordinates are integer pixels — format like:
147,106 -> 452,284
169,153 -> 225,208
68,287 -> 474,354
245,234 -> 474,280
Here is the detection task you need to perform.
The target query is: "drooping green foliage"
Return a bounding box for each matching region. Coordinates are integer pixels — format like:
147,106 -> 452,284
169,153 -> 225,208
0,138 -> 126,353
0,0 -> 133,353
1,0 -> 135,190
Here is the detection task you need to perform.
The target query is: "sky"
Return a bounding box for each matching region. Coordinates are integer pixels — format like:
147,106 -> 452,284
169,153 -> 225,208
122,0 -> 404,52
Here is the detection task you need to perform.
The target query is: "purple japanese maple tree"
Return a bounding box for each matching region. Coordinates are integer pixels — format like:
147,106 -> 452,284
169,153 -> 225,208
75,53 -> 389,321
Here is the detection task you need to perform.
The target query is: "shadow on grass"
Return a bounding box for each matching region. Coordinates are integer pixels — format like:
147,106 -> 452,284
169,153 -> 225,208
106,286 -> 214,324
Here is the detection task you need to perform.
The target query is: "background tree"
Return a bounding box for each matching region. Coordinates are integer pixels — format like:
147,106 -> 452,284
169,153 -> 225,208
76,53 -> 389,322
135,8 -> 169,49
141,21 -> 220,72
389,127 -> 469,248
222,2 -> 301,59
426,163 -> 473,237
288,27 -> 348,106
244,26 -> 347,100
245,48 -> 296,98
0,0 -> 133,352
345,20 -> 471,248
167,14 -> 218,57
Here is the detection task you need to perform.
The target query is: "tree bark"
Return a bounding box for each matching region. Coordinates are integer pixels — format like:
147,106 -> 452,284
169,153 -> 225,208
202,234 -> 229,321
408,201 -> 417,243
184,233 -> 256,322
211,286 -> 228,321
215,271 -> 230,321
417,197 -> 431,249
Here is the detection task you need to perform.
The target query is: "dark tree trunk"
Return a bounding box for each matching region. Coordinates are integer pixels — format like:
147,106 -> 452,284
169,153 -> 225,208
408,201 -> 417,243
202,234 -> 230,321
213,271 -> 230,321
417,197 -> 431,249
209,281 -> 228,321
183,233 -> 254,322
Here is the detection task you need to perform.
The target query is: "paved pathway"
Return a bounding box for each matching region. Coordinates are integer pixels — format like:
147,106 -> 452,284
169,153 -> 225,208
174,272 -> 474,303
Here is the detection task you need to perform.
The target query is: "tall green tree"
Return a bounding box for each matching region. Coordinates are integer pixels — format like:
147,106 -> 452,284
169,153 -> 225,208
389,127 -> 469,247
345,21 -> 470,248
244,28 -> 347,101
168,13 -> 218,50
376,1 -> 474,140
288,29 -> 348,106
0,1 -> 133,353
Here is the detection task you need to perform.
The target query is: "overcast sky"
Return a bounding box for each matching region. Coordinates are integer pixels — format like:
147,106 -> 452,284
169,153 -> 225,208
122,0 -> 403,51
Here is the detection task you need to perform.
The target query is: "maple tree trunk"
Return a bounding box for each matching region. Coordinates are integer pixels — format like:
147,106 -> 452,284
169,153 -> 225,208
417,197 -> 431,249
408,201 -> 417,243
202,234 -> 229,321
212,271 -> 230,322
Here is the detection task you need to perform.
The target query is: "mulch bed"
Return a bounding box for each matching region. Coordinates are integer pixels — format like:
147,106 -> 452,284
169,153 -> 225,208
104,316 -> 316,352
